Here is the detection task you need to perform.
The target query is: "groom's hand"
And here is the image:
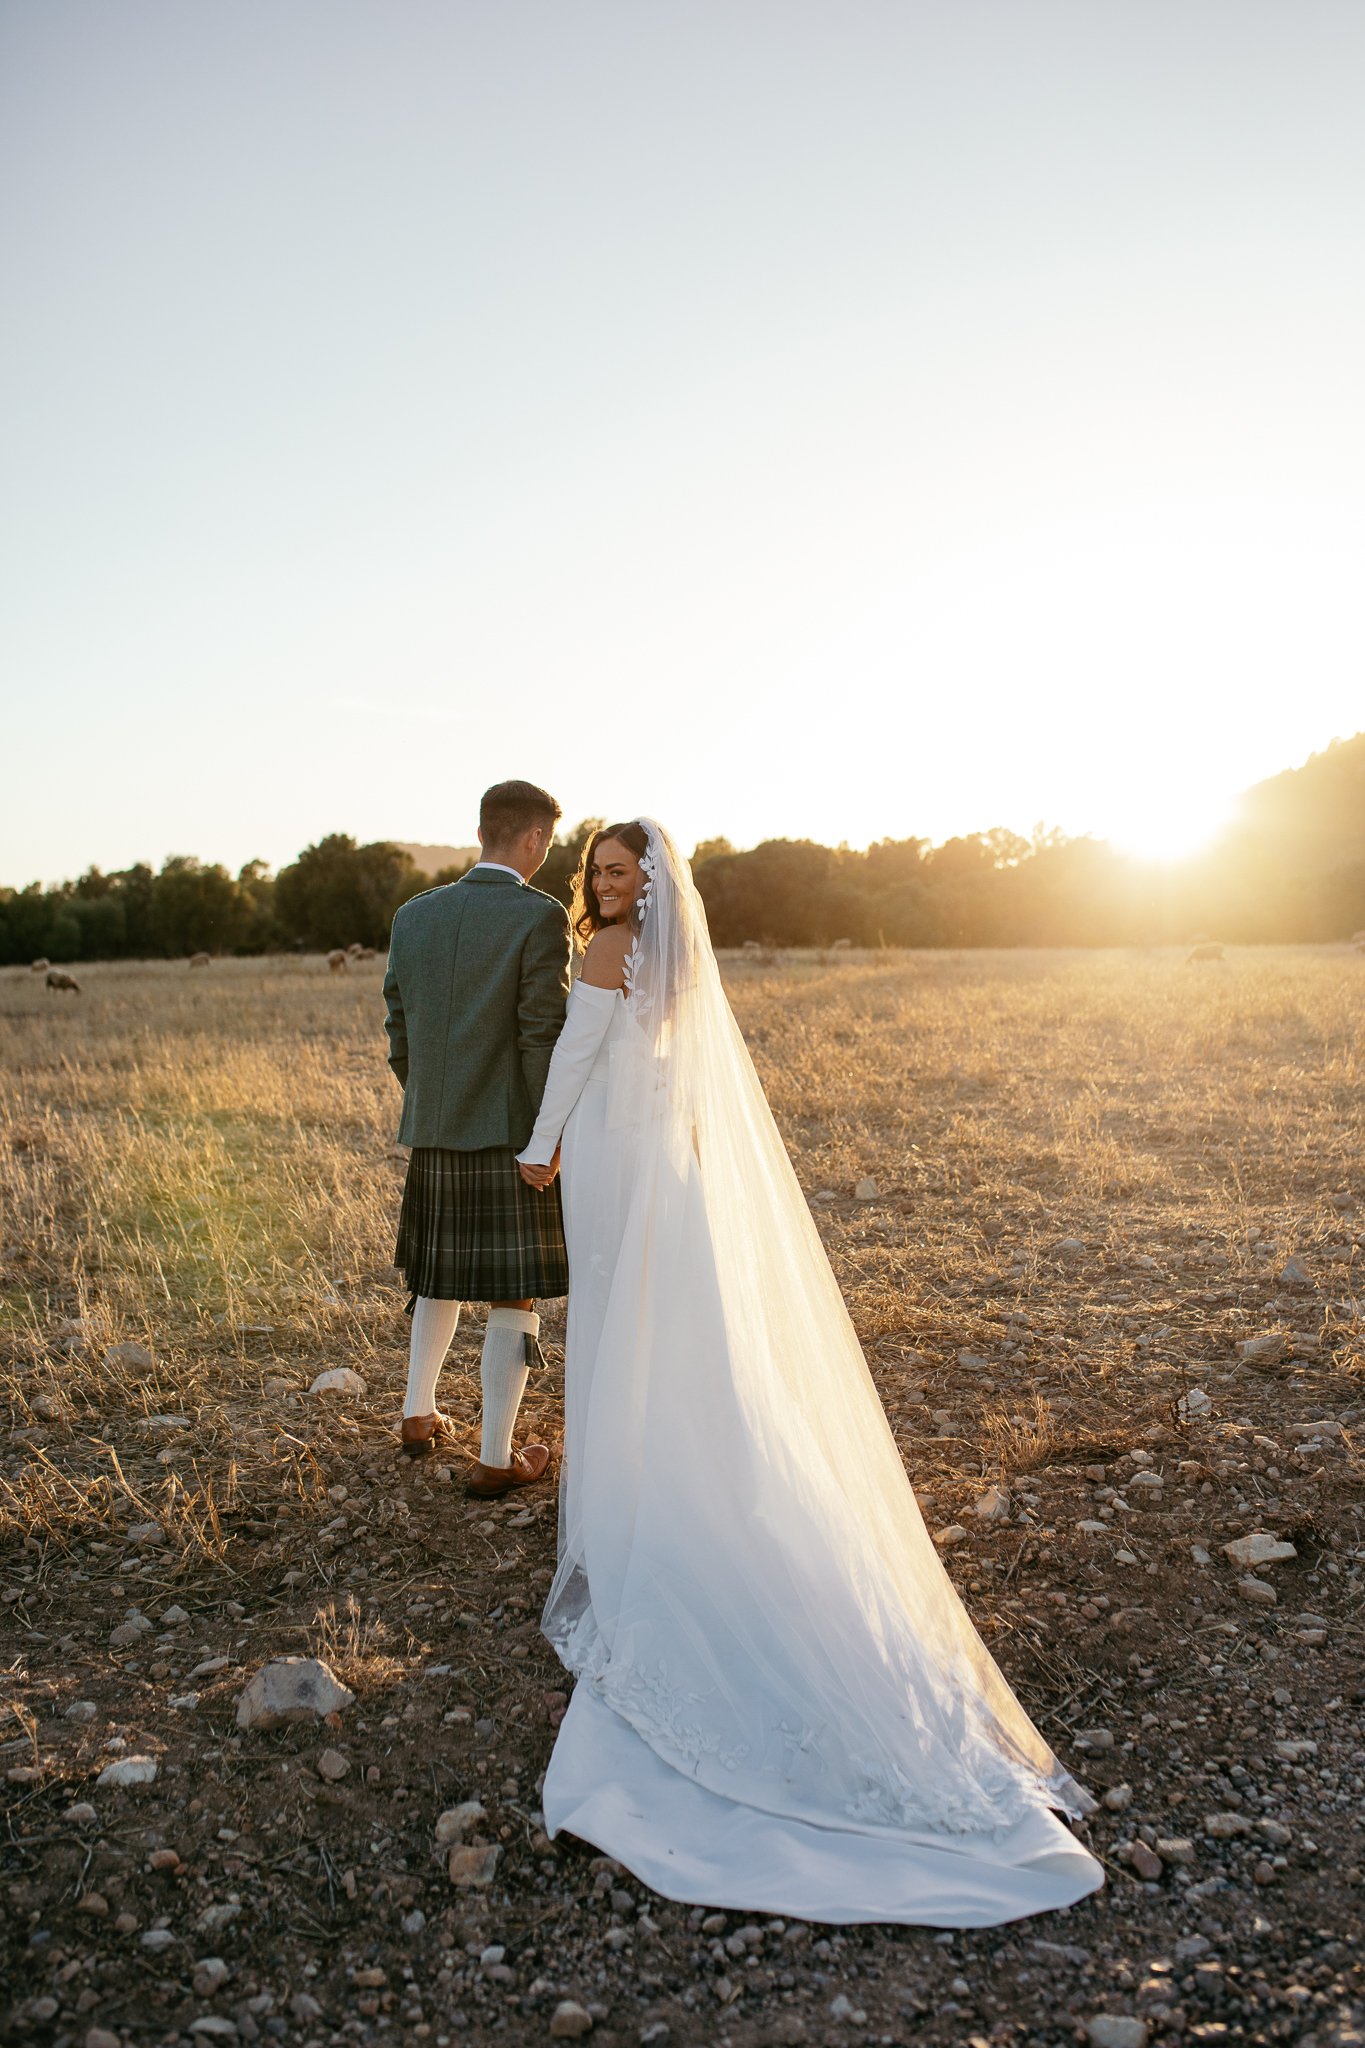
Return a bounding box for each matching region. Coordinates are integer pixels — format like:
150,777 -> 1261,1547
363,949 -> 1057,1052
518,1148 -> 560,1190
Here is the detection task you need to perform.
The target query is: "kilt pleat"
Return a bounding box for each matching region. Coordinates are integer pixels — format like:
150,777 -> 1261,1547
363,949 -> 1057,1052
395,1145 -> 569,1306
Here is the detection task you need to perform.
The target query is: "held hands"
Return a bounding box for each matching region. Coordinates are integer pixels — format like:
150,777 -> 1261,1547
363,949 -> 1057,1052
518,1146 -> 561,1190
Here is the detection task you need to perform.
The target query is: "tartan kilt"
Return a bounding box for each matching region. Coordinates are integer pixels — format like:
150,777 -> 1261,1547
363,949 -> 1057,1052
394,1144 -> 569,1307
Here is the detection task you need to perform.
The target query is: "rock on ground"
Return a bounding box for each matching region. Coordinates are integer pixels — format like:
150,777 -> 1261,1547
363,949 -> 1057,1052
235,1656 -> 355,1730
95,1755 -> 158,1788
308,1366 -> 368,1396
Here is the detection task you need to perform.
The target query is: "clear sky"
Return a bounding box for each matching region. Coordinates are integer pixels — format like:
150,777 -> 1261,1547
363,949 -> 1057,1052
3,0 -> 1363,886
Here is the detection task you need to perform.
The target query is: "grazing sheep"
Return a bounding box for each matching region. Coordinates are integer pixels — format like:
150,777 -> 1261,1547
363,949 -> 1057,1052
831,937 -> 853,951
1186,942 -> 1225,963
189,952 -> 211,968
46,969 -> 80,993
327,948 -> 348,973
742,940 -> 762,953
31,957 -> 50,972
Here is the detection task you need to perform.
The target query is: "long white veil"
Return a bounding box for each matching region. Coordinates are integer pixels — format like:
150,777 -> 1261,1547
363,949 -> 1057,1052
543,817 -> 1095,1840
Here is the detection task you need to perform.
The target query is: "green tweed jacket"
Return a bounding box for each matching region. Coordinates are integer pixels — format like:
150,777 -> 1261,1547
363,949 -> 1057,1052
383,869 -> 573,1153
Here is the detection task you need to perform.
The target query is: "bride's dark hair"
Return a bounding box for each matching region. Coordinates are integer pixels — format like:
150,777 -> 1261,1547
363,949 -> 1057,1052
570,820 -> 651,945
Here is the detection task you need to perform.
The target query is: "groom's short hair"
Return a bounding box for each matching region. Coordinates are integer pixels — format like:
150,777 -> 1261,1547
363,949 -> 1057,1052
480,779 -> 562,849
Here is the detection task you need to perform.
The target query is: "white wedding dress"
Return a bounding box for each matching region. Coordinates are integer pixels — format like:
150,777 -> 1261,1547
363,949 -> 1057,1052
516,821 -> 1103,1927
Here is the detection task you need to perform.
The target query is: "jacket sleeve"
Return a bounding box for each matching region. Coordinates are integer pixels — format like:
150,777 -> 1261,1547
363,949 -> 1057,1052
517,902 -> 573,1112
382,949 -> 408,1088
516,983 -> 619,1166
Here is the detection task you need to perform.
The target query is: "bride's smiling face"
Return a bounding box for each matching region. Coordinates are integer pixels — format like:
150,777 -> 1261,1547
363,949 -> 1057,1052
591,837 -> 644,923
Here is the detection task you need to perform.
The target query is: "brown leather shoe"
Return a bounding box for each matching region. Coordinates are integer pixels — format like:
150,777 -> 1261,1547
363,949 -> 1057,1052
467,1442 -> 551,1499
398,1412 -> 461,1460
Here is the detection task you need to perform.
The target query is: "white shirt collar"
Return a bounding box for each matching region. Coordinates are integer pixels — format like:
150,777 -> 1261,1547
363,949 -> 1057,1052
470,860 -> 525,884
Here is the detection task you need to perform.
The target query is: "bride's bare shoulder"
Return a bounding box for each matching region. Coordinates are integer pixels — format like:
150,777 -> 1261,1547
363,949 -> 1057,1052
579,922 -> 632,989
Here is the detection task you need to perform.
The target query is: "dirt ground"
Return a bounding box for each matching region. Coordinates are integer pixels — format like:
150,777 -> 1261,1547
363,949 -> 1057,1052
1,946 -> 1362,2047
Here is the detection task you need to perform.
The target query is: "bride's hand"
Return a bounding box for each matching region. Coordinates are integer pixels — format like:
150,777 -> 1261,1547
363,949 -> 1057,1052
519,1148 -> 560,1190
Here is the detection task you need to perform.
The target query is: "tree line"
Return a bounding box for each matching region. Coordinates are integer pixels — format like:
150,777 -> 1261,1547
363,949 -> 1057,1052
3,734 -> 1363,964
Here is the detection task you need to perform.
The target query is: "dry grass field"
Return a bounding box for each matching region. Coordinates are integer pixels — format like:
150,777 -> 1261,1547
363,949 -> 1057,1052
2,946 -> 1363,2048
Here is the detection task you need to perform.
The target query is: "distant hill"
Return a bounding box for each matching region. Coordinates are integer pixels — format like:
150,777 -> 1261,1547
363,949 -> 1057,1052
1229,731 -> 1365,866
1193,730 -> 1365,940
396,842 -> 479,877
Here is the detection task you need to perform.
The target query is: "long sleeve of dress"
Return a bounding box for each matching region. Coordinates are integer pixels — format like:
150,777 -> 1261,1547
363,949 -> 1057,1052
515,982 -> 620,1167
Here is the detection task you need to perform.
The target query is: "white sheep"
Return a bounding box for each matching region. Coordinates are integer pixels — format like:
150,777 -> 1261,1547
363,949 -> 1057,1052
327,949 -> 348,973
31,957 -> 50,972
1185,942 -> 1225,963
46,969 -> 80,993
189,952 -> 211,969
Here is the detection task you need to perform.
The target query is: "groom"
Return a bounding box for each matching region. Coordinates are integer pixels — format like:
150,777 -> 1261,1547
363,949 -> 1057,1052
383,779 -> 572,1497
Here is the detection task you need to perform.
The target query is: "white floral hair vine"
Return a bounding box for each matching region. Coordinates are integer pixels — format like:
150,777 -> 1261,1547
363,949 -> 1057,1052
621,821 -> 658,1002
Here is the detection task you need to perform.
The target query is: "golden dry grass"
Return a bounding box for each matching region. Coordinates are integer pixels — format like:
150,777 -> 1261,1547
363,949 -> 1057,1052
2,944 -> 1362,1545
2,945 -> 1363,2039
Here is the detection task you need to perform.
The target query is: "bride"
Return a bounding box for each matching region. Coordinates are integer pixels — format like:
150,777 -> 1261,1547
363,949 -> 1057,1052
514,818 -> 1103,1927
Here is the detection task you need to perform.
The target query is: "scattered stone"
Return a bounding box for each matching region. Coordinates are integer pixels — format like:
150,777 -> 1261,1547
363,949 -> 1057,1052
1054,1238 -> 1086,1256
973,1484 -> 1012,1522
1030,1938 -> 1091,1965
125,1520 -> 164,1546
148,1847 -> 182,1871
160,1605 -> 190,1625
140,1413 -> 191,1432
1155,1837 -> 1195,1863
1289,1417 -> 1344,1440
236,1657 -> 356,1730
1273,1738 -> 1317,1761
1205,1811 -> 1254,1838
1190,1544 -> 1212,1566
66,1801 -> 98,1825
77,1891 -> 109,1916
1257,1820 -> 1293,1847
932,1524 -> 968,1547
1076,1729 -> 1114,1751
316,1747 -> 350,1781
435,1801 -> 487,1845
1236,1576 -> 1278,1606
86,2028 -> 122,2048
96,1755 -> 158,1788
1128,1842 -> 1163,1881
447,1842 -> 501,1887
401,1909 -> 426,1935
1277,1255 -> 1312,1287
109,1611 -> 154,1648
1085,2020 -> 1148,2048
308,1366 -> 368,1396
195,1902 -> 241,1934
828,1992 -> 866,2021
1076,1520 -> 1110,1535
853,1178 -> 878,1202
550,2002 -> 594,2038
106,1341 -> 154,1371
1239,1333 -> 1288,1365
1103,1783 -> 1133,1812
64,1700 -> 97,1722
140,1928 -> 177,1952
192,1958 -> 230,1995
1177,1386 -> 1212,1417
1222,1531 -> 1297,1568
189,2022 -> 239,2041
